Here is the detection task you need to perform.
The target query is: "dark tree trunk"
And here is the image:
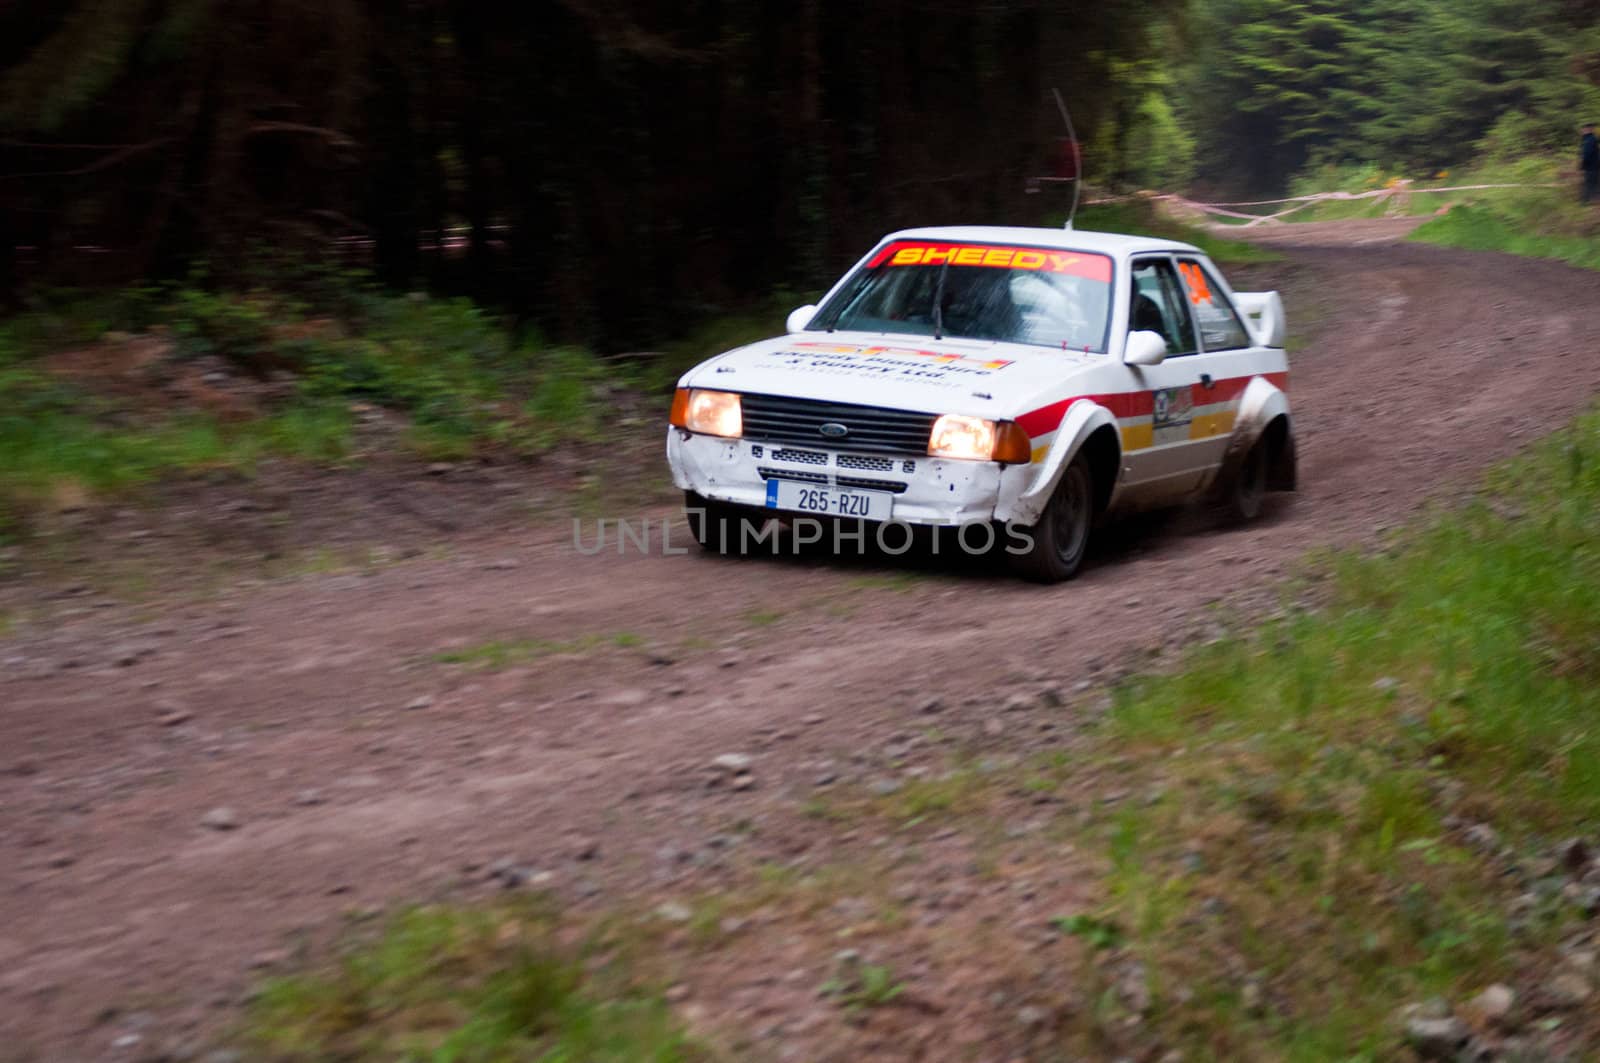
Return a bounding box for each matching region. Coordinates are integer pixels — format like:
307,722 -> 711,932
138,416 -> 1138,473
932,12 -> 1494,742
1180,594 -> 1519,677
452,0 -> 493,300
368,4 -> 420,290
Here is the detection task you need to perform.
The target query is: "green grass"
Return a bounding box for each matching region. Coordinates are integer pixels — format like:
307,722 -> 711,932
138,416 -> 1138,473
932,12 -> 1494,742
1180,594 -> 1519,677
1210,157 -> 1568,228
244,905 -> 697,1062
819,960 -> 905,1011
1068,405 -> 1600,1056
0,366 -> 354,516
1413,201 -> 1600,272
0,280 -> 643,529
433,632 -> 644,669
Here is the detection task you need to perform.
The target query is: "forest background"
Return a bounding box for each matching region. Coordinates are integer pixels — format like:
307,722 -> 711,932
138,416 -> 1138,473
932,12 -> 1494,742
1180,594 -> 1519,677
5,0 -> 1600,350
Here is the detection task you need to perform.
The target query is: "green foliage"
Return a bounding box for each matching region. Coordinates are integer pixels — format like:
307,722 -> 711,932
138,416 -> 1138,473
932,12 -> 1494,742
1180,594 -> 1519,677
819,961 -> 905,1011
1085,404 -> 1600,1055
1414,203 -> 1600,270
0,366 -> 354,519
0,287 -> 162,361
0,0 -> 148,131
1085,41 -> 1199,192
1478,109 -> 1566,165
1179,0 -> 1600,192
1125,92 -> 1198,191
167,286 -> 280,372
246,905 -> 696,1062
0,277 -> 633,524
1411,171 -> 1600,270
1288,161 -> 1396,197
433,632 -> 644,669
1052,913 -> 1126,951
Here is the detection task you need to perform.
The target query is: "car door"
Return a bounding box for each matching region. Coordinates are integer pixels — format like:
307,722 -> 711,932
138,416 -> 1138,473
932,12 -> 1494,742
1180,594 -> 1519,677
1174,255 -> 1263,486
1119,255 -> 1208,505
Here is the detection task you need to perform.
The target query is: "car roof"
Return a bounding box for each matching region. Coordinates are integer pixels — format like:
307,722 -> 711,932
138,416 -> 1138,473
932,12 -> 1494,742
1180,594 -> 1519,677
882,224 -> 1202,258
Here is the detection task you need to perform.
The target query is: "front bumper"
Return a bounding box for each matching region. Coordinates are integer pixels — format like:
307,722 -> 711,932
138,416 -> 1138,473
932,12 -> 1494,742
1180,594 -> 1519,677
666,428 -> 1008,525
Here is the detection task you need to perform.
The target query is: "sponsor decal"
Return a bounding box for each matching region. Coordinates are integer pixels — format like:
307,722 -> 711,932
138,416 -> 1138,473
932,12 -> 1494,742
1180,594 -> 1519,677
792,341 -> 1011,371
866,241 -> 1113,283
762,341 -> 1013,386
1152,385 -> 1194,429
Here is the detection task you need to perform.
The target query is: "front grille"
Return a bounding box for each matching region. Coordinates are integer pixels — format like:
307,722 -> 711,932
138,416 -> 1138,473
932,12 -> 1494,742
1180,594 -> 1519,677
837,476 -> 910,494
757,466 -> 827,484
836,454 -> 894,472
741,394 -> 936,456
769,447 -> 828,466
757,468 -> 910,495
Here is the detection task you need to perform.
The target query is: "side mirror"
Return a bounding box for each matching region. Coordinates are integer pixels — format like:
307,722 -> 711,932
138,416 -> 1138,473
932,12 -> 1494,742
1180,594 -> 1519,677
1124,330 -> 1168,366
786,304 -> 819,334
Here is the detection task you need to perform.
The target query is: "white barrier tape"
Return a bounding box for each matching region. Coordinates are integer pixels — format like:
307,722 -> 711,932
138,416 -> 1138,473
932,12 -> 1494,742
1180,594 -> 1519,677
1087,183 -> 1557,227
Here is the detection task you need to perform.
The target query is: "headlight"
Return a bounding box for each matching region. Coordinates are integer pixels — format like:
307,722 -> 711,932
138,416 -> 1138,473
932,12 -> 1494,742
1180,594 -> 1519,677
928,414 -> 996,460
928,414 -> 1032,464
670,387 -> 742,438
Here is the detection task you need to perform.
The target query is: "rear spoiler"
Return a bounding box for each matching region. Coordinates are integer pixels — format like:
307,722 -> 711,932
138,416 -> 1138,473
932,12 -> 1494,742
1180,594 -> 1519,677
1234,291 -> 1286,348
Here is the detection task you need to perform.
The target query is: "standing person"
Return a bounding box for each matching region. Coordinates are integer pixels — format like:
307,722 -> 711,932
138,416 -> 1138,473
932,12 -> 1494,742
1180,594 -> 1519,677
1582,123 -> 1600,204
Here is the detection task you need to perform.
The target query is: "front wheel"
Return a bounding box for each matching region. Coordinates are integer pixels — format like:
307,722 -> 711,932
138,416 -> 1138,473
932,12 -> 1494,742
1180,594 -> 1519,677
1007,454 -> 1095,583
684,491 -> 764,554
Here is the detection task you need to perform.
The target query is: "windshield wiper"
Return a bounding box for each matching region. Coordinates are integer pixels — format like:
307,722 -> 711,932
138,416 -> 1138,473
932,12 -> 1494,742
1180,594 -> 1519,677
931,262 -> 948,340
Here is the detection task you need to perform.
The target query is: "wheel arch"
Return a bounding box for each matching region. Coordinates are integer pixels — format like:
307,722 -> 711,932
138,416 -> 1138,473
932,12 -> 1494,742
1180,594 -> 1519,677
997,400 -> 1122,526
1079,423 -> 1122,516
1218,376 -> 1294,492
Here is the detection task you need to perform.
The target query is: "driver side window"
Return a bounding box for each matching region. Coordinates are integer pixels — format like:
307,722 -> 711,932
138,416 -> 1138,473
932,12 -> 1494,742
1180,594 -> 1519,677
1129,258 -> 1198,356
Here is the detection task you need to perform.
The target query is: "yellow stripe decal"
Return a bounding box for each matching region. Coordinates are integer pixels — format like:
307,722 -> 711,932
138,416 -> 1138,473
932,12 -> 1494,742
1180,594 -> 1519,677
1188,411 -> 1237,439
1121,424 -> 1154,451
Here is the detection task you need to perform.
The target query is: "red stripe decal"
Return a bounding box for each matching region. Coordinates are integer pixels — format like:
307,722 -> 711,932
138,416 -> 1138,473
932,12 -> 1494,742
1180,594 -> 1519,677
1016,397 -> 1081,437
1016,371 -> 1287,439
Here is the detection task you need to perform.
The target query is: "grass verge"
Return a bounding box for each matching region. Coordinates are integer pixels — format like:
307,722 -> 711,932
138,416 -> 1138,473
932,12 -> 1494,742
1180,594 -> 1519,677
0,280 -> 641,534
1069,405 -> 1600,1056
246,904 -> 699,1062
1412,201 -> 1600,272
433,631 -> 644,669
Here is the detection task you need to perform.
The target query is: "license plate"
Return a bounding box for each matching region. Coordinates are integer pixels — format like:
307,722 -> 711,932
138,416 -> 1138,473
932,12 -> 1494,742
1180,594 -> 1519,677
765,479 -> 893,521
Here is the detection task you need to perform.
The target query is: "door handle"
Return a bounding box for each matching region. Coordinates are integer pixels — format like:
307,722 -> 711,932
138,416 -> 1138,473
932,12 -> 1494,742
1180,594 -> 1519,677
1200,373 -> 1215,389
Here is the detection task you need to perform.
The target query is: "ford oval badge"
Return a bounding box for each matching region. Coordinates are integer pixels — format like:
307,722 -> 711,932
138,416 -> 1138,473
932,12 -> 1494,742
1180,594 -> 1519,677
818,422 -> 849,439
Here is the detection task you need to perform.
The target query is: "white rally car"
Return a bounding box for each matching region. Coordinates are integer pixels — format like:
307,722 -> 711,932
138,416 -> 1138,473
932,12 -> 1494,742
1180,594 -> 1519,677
666,225 -> 1295,581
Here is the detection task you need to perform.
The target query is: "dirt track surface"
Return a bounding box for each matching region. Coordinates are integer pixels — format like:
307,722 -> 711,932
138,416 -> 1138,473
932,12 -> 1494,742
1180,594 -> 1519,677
5,219 -> 1600,1061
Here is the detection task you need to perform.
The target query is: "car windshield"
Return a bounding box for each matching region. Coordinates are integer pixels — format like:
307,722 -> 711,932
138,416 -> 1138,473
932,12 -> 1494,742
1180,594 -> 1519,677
809,240 -> 1114,352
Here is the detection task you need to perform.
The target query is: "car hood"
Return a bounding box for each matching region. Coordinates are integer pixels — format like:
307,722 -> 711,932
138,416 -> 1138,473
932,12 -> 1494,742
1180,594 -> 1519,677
680,331 -> 1105,418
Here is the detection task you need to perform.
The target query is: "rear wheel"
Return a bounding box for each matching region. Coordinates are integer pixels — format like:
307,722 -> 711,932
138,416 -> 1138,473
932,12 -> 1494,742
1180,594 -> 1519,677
1224,439 -> 1267,522
1008,454 -> 1094,583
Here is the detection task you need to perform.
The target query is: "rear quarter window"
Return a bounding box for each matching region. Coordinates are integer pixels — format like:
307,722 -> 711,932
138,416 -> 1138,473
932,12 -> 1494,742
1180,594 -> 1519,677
1177,259 -> 1252,351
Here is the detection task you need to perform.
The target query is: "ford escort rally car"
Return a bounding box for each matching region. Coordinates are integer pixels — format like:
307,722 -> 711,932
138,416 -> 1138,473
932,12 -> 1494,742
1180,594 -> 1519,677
666,224 -> 1295,581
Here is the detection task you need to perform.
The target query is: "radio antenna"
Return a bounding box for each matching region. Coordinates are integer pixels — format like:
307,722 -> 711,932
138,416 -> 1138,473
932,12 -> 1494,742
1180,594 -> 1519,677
1051,88 -> 1083,230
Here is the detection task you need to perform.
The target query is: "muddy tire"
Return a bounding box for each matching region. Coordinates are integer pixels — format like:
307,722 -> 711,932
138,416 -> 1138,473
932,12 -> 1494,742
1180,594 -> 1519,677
1224,439 -> 1268,522
684,491 -> 759,554
1007,454 -> 1095,583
